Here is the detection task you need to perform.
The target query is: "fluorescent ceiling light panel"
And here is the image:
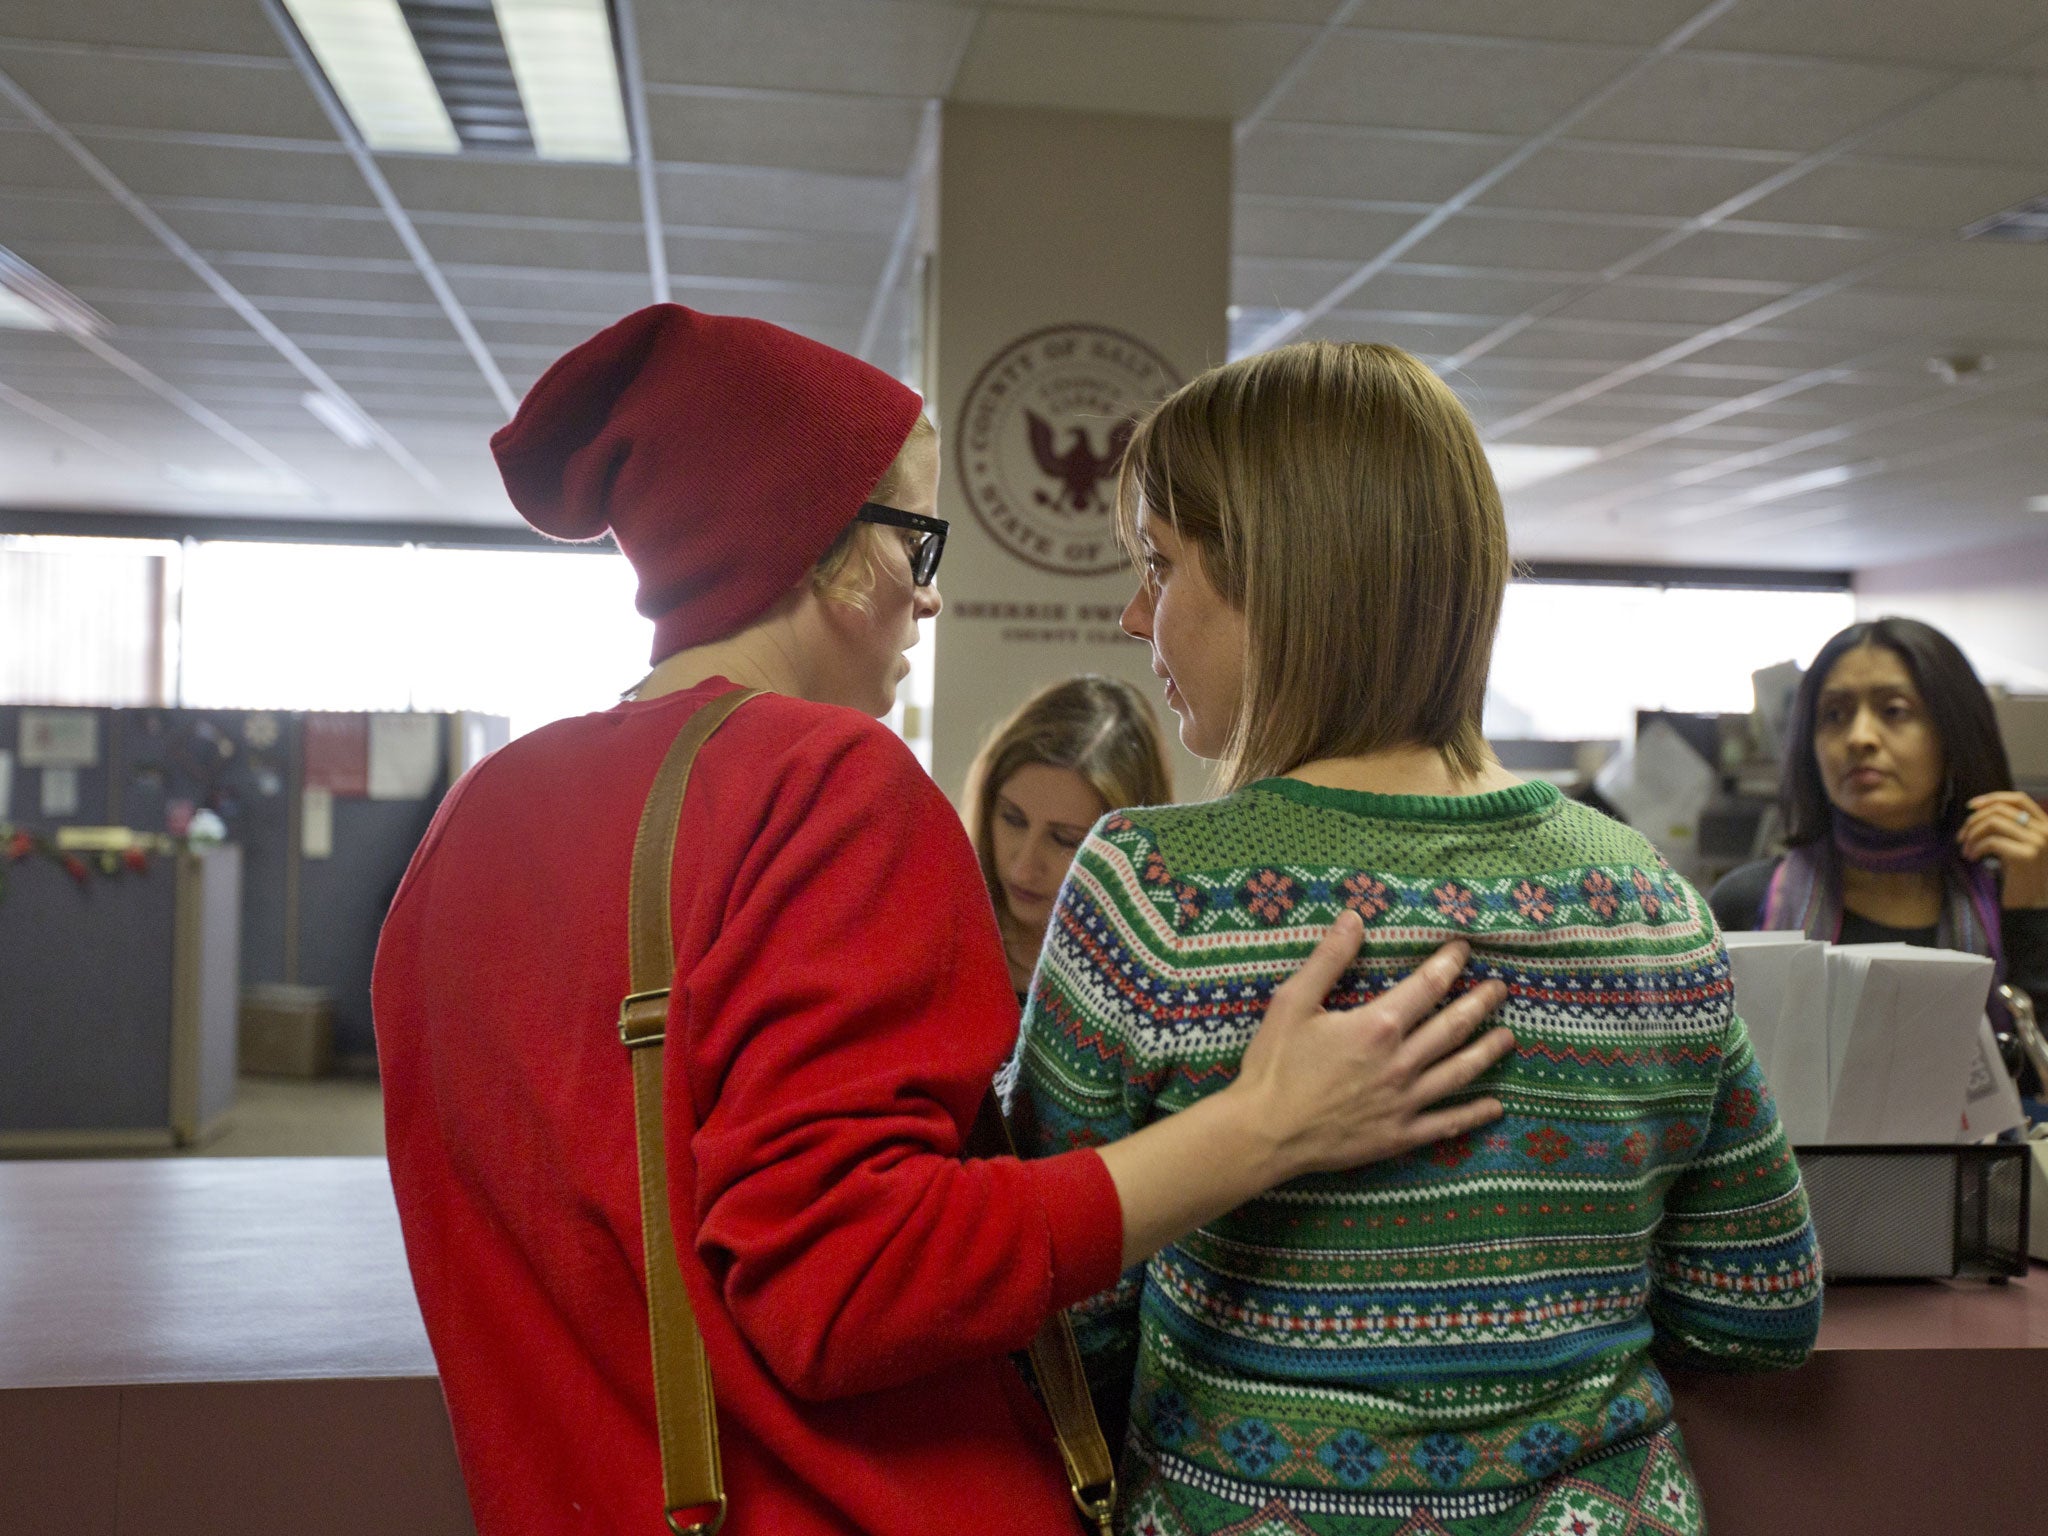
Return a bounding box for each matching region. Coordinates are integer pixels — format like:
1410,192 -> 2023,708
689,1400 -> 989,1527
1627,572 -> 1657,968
282,0 -> 460,154
1485,444 -> 1599,492
494,0 -> 630,162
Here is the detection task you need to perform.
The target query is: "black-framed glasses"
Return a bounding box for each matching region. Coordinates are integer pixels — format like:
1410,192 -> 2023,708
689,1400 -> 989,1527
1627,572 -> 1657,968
855,502 -> 948,587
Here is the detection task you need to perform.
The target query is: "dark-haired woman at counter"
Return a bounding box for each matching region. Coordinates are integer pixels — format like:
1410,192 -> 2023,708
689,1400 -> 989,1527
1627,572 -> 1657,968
1709,617 -> 2048,1048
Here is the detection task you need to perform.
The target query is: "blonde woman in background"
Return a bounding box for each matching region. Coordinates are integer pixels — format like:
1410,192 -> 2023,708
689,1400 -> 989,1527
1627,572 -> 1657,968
967,675 -> 1176,996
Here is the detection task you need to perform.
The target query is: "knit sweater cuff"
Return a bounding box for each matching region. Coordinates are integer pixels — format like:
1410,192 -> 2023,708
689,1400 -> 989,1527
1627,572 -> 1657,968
1025,1149 -> 1126,1308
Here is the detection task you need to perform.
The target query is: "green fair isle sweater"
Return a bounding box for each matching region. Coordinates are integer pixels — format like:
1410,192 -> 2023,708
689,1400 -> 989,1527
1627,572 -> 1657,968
1012,777 -> 1822,1536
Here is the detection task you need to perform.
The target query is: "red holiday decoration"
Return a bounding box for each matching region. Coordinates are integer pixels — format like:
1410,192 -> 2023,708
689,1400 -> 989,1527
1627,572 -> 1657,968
62,853 -> 89,884
122,847 -> 149,874
7,831 -> 32,862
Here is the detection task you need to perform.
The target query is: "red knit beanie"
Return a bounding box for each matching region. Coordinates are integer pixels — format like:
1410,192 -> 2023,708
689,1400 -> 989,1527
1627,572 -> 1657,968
490,304 -> 922,660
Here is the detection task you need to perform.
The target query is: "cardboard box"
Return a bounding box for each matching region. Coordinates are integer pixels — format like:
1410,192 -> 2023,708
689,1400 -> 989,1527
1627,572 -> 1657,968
238,984 -> 334,1078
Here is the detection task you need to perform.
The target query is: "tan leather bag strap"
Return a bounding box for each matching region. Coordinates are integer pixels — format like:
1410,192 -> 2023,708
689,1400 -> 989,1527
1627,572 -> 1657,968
965,1094 -> 1119,1535
620,685 -> 762,1536
624,686 -> 1115,1536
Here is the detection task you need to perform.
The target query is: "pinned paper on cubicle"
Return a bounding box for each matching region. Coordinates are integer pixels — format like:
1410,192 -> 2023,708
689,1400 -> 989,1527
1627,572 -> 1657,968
303,714 -> 369,797
19,709 -> 99,768
40,766 -> 80,817
1594,720 -> 1713,874
301,787 -> 334,860
1961,1015 -> 2026,1141
369,713 -> 442,801
0,748 -> 12,821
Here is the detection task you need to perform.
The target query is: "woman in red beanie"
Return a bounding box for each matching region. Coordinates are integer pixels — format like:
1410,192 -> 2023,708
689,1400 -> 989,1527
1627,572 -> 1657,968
372,305 -> 1515,1536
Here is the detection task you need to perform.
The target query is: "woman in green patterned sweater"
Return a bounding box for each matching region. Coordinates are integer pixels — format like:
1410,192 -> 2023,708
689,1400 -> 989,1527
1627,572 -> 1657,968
1010,342 -> 1823,1536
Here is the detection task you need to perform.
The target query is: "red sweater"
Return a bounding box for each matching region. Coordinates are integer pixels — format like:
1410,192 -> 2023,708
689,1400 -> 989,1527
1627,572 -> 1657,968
374,681 -> 1125,1536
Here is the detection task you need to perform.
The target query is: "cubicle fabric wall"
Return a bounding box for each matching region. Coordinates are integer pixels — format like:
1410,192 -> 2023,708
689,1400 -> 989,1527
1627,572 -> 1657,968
0,705 -> 467,1065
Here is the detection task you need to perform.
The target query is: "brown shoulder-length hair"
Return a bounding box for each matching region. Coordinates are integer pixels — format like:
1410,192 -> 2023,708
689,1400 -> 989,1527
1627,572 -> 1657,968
963,674 -> 1174,925
1115,341 -> 1508,790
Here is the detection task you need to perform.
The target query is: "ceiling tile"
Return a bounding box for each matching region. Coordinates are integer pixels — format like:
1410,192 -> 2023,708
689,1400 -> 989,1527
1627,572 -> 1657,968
1233,256 -> 1371,312
1363,269 -> 1572,317
952,10 -> 1307,118
1735,158 -> 2048,233
1876,242 -> 2048,301
0,124 -> 104,193
79,135 -> 372,206
646,90 -> 921,178
446,270 -> 673,317
1340,0 -> 1710,48
1853,76 -> 2048,167
1475,143 -> 1788,218
1568,52 -> 1952,154
1233,200 -> 1420,261
1275,32 -> 1635,135
1793,287 -> 2048,344
1401,213 -> 1656,272
378,158 -> 640,222
652,164 -> 903,236
6,245 -> 214,298
0,48 -> 327,140
1304,312 -> 1504,358
416,220 -> 646,272
1631,227 -> 1913,286
1690,0 -> 2048,68
663,232 -> 887,290
988,1 -> 1330,19
0,0 -> 289,56
1556,283 -> 1794,328
634,0 -> 973,97
160,203 -> 415,262
1238,125 -> 1510,203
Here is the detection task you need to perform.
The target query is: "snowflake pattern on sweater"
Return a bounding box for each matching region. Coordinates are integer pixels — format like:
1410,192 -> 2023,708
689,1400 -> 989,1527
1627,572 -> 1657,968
1012,777 -> 1822,1536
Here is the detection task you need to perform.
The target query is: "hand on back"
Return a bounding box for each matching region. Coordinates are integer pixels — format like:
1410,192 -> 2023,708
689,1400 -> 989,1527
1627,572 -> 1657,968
1232,912 -> 1514,1178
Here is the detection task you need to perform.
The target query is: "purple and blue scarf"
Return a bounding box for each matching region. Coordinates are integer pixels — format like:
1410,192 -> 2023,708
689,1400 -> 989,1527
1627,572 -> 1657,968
1761,813 -> 2007,1020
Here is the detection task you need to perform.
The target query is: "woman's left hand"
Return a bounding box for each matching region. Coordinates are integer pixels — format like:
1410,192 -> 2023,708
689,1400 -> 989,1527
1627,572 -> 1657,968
1960,791 -> 2048,909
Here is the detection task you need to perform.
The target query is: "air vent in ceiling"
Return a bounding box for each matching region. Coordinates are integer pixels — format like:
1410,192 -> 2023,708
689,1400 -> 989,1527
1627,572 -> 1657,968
1961,195 -> 2048,244
397,0 -> 534,154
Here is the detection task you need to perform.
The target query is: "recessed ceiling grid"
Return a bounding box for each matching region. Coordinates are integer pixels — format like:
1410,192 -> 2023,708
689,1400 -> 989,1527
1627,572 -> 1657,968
0,0 -> 2041,566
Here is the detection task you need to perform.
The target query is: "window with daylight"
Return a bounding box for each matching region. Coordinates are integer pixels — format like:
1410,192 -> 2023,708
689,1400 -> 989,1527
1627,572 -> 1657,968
1484,582 -> 1858,742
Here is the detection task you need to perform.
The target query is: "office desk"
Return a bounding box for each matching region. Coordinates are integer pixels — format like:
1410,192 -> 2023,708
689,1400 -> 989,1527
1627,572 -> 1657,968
1670,1268 -> 2048,1535
0,1157 -> 471,1536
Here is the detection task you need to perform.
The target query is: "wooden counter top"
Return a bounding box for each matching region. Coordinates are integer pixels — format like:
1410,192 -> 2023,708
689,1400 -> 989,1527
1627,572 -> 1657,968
0,1156 -> 434,1391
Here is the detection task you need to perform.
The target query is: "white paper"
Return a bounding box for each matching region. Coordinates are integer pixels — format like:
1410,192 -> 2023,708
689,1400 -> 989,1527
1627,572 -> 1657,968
1723,931 -> 1831,1144
1961,1014 -> 2026,1140
40,765 -> 80,817
1825,944 -> 1992,1144
1595,720 -> 1715,875
19,708 -> 99,768
368,713 -> 442,801
0,747 -> 12,821
1750,661 -> 1803,760
301,787 -> 334,860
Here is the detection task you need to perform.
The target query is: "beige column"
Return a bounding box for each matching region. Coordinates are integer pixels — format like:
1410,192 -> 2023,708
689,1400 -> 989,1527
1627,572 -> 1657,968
927,103 -> 1230,807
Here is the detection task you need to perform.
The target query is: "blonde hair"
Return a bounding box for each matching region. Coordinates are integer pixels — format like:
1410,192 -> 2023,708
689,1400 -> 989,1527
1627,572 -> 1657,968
1115,341 -> 1507,789
813,414 -> 938,612
963,675 -> 1174,926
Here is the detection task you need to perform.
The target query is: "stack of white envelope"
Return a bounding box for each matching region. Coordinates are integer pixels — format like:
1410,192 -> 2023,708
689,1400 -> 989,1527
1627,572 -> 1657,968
1721,933 -> 2022,1144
